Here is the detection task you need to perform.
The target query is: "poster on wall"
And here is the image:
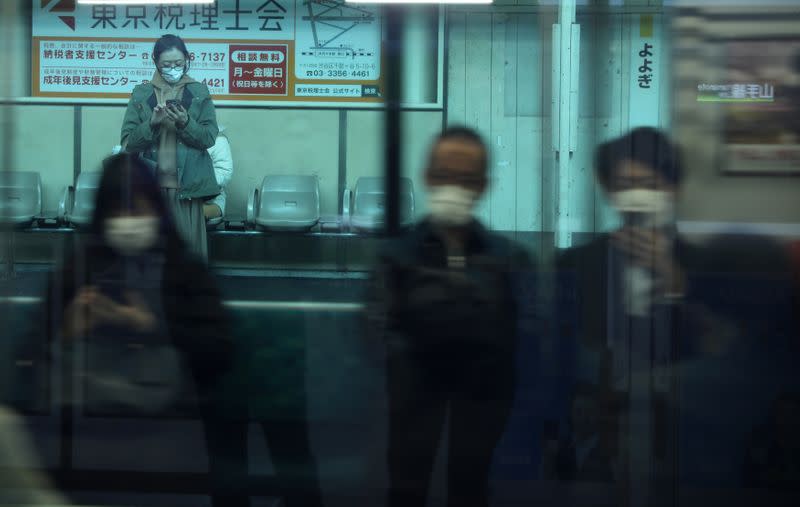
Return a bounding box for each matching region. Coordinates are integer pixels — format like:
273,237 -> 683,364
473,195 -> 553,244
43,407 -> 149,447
697,38 -> 800,174
32,0 -> 383,105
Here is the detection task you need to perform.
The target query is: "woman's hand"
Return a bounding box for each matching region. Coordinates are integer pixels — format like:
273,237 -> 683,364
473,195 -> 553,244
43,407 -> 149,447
165,103 -> 189,129
92,291 -> 156,333
90,291 -> 126,326
150,104 -> 167,127
62,287 -> 156,339
203,203 -> 222,219
121,291 -> 157,333
62,286 -> 97,339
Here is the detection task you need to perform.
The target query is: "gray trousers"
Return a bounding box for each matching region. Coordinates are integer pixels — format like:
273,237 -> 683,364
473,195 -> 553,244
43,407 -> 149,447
162,188 -> 208,261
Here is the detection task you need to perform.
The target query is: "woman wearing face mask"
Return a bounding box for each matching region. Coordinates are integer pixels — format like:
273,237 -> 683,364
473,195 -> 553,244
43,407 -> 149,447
43,154 -> 237,505
121,34 -> 220,260
55,153 -> 232,400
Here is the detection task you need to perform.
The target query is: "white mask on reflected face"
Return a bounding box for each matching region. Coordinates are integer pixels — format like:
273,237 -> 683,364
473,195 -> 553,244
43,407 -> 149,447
427,185 -> 478,227
611,188 -> 675,228
104,216 -> 159,256
160,66 -> 185,84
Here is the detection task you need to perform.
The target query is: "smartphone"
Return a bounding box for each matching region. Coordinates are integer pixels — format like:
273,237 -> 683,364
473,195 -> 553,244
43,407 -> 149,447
165,99 -> 179,109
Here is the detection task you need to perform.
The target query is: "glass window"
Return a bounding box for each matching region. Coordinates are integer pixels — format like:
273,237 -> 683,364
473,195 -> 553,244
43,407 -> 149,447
1,1 -> 798,506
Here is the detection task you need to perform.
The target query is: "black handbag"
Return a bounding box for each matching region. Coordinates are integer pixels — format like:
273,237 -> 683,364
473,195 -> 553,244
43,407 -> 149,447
82,258 -> 196,416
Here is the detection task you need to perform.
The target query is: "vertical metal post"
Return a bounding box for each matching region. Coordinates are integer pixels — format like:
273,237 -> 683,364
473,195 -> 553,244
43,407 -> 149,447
384,6 -> 404,236
553,0 -> 580,249
338,110 -> 348,216
0,1 -> 18,279
74,106 -> 82,182
441,7 -> 449,131
337,110 -> 348,271
402,6 -> 438,105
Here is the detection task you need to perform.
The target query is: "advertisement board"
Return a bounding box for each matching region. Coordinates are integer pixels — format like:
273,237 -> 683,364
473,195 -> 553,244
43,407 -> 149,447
33,0 -> 385,105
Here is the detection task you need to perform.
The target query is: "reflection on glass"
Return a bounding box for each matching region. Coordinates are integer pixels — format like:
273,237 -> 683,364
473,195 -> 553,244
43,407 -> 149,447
0,1 -> 798,506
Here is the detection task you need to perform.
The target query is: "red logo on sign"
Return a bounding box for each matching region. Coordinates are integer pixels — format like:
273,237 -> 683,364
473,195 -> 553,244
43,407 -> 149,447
42,0 -> 76,31
229,45 -> 288,96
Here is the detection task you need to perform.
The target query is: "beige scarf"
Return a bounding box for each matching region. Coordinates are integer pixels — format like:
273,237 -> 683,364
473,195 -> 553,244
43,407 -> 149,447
150,71 -> 196,188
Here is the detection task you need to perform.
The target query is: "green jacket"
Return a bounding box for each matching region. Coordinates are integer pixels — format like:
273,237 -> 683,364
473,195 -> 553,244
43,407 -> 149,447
120,81 -> 220,200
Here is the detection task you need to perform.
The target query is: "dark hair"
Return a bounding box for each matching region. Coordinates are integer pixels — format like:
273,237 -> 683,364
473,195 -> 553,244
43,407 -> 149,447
152,34 -> 190,71
432,125 -> 489,174
595,127 -> 683,188
90,153 -> 180,250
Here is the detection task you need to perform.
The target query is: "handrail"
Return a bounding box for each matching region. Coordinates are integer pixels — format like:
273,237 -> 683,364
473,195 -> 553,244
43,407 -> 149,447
0,296 -> 364,312
225,300 -> 363,312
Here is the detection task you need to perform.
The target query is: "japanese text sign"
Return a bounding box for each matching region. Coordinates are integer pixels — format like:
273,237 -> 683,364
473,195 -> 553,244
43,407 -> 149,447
32,0 -> 383,105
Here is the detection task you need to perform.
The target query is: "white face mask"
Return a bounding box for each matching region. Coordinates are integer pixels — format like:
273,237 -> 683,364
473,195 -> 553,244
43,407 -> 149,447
611,188 -> 675,228
427,184 -> 478,227
160,66 -> 185,84
104,216 -> 159,256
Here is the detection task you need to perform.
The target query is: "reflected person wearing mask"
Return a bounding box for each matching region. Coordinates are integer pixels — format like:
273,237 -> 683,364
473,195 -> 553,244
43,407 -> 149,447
366,127 -> 532,507
54,154 -> 231,415
41,154 -> 234,505
559,128 -> 686,349
555,128 -> 689,502
562,128 -> 800,493
607,152 -> 683,317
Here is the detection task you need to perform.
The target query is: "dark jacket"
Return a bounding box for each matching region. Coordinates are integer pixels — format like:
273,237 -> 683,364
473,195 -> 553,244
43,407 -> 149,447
555,436 -> 617,483
556,232 -> 793,354
556,233 -> 705,348
555,232 -> 798,487
366,219 -> 533,388
120,81 -> 220,200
